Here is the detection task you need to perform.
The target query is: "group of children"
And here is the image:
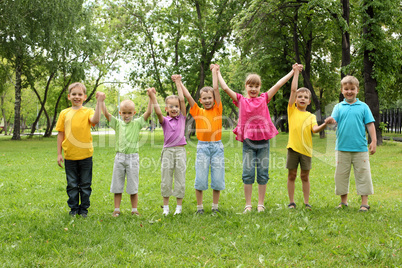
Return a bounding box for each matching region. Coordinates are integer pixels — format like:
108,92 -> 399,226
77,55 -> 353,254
56,63 -> 376,217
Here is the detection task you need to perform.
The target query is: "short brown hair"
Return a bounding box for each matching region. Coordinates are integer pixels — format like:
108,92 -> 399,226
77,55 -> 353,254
200,86 -> 215,99
296,87 -> 312,99
68,82 -> 86,94
341,75 -> 359,88
245,74 -> 261,86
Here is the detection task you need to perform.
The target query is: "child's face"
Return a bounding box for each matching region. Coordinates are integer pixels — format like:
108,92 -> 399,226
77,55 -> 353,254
295,91 -> 311,110
68,87 -> 87,109
199,91 -> 215,110
341,83 -> 359,103
246,83 -> 261,98
165,98 -> 180,117
119,105 -> 136,123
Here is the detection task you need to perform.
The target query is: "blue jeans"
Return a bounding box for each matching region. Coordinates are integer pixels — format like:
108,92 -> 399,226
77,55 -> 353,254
194,141 -> 225,191
242,139 -> 270,185
65,157 -> 93,214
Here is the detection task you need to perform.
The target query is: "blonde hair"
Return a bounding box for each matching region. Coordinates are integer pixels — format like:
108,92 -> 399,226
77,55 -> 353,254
245,74 -> 261,86
341,75 -> 359,88
296,87 -> 312,99
120,99 -> 135,110
68,82 -> 86,94
165,95 -> 179,104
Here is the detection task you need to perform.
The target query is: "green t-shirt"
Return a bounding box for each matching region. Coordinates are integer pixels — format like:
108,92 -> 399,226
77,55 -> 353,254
110,115 -> 146,154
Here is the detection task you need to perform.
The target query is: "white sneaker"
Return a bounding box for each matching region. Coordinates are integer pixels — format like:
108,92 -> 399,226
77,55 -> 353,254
163,210 -> 169,216
174,209 -> 182,215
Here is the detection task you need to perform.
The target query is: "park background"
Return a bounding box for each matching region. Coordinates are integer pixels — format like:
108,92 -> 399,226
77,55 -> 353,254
0,0 -> 401,267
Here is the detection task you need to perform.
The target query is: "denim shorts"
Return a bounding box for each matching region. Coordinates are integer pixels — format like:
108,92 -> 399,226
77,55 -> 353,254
194,141 -> 225,191
242,139 -> 270,185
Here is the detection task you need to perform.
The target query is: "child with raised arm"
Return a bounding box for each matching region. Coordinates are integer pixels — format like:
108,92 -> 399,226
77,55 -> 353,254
56,82 -> 105,218
149,83 -> 187,216
286,63 -> 327,210
179,65 -> 224,215
101,90 -> 152,217
325,75 -> 376,212
218,66 -> 295,213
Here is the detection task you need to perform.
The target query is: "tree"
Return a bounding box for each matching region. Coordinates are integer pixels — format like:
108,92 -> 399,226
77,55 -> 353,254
0,0 -> 88,140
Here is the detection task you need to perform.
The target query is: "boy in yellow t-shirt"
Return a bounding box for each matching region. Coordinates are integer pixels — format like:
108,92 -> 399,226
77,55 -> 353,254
56,82 -> 105,218
177,64 -> 224,215
286,64 -> 327,209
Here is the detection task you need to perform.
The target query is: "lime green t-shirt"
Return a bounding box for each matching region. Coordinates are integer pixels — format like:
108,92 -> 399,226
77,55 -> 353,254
110,115 -> 146,154
287,104 -> 317,157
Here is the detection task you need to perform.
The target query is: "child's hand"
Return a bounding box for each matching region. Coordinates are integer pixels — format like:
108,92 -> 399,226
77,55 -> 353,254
324,117 -> 336,125
57,155 -> 64,168
297,64 -> 303,72
369,141 -> 376,155
96,91 -> 106,102
171,75 -> 181,82
292,63 -> 299,71
147,87 -> 156,96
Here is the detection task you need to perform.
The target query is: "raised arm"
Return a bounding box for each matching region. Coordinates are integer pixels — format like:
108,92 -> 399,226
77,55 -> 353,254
366,122 -> 377,155
217,67 -> 238,102
143,89 -> 153,121
267,69 -> 295,100
289,63 -> 302,106
148,88 -> 164,124
211,64 -> 221,106
101,101 -> 111,121
173,75 -> 196,108
90,91 -> 105,125
173,75 -> 187,115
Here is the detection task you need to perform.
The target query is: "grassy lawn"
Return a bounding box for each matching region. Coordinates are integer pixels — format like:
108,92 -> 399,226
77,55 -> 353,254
0,131 -> 401,267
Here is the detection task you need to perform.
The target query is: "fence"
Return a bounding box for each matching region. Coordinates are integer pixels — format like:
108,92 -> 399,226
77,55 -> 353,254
381,108 -> 402,133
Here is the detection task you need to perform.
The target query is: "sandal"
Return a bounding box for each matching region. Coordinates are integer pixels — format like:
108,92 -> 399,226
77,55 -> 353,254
336,202 -> 348,209
288,202 -> 296,209
243,205 -> 252,214
305,203 -> 312,210
257,204 -> 265,212
359,205 -> 370,212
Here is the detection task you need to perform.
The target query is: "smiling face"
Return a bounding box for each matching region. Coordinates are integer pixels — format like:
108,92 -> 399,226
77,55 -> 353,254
165,97 -> 180,117
199,90 -> 215,110
295,91 -> 311,111
68,87 -> 87,109
246,83 -> 261,98
119,100 -> 136,123
341,82 -> 359,104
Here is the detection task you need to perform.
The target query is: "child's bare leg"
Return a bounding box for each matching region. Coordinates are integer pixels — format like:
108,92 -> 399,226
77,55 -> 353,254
114,193 -> 122,209
257,184 -> 267,211
360,195 -> 369,210
337,194 -> 348,208
195,189 -> 203,206
300,170 -> 310,205
244,184 -> 252,211
287,169 -> 297,206
212,190 -> 220,204
130,193 -> 138,209
176,197 -> 183,206
163,196 -> 170,206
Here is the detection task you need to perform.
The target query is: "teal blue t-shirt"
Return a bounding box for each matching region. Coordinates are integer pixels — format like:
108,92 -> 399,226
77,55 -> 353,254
331,99 -> 375,152
110,115 -> 146,154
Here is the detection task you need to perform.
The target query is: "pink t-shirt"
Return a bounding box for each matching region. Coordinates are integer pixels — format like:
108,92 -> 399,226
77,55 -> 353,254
161,114 -> 187,148
233,92 -> 278,142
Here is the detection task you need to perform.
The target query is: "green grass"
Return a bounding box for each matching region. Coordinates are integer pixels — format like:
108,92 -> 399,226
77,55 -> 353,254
0,131 -> 401,267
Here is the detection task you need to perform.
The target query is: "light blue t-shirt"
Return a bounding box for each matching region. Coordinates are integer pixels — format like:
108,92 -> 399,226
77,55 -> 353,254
331,99 -> 375,152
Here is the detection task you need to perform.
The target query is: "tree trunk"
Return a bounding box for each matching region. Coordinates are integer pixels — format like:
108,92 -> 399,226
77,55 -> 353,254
1,92 -> 8,135
339,0 -> 351,102
363,2 -> 382,145
12,57 -> 22,140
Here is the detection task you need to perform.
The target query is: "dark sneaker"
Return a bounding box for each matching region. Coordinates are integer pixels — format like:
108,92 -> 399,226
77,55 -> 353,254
211,208 -> 220,214
80,213 -> 88,218
69,211 -> 78,217
196,209 -> 204,215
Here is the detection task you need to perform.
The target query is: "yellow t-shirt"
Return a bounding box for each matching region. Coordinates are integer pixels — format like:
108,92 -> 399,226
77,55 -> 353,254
55,107 -> 95,160
287,104 -> 317,157
189,101 -> 222,142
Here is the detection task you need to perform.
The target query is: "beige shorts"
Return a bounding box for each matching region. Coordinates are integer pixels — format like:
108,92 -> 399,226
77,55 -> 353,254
334,151 -> 374,195
111,153 -> 139,195
161,146 -> 186,198
286,148 -> 312,170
